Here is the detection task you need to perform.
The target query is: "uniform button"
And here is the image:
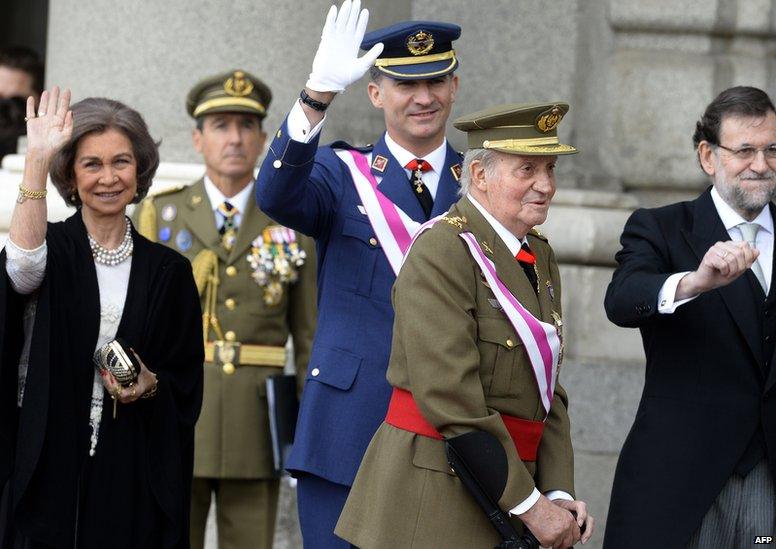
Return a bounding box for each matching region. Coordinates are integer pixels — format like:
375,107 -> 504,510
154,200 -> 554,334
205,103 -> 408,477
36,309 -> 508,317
506,339 -> 515,348
311,368 -> 320,377
225,298 -> 236,310
225,330 -> 236,342
225,266 -> 237,277
660,299 -> 667,307
222,363 -> 236,375
369,237 -> 378,246
273,159 -> 282,169
766,335 -> 772,343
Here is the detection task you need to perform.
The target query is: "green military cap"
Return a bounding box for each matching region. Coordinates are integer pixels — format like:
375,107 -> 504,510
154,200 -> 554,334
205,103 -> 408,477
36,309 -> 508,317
186,69 -> 272,119
453,102 -> 577,156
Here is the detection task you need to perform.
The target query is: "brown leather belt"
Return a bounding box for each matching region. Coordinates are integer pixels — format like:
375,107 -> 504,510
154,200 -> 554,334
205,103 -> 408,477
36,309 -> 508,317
204,341 -> 286,368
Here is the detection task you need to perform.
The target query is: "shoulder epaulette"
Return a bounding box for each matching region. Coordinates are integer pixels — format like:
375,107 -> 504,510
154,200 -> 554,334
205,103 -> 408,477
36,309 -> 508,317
148,184 -> 187,199
440,215 -> 468,231
529,227 -> 548,242
328,140 -> 374,153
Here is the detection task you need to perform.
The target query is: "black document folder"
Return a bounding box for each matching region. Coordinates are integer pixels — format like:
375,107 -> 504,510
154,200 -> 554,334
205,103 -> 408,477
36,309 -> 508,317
265,374 -> 299,476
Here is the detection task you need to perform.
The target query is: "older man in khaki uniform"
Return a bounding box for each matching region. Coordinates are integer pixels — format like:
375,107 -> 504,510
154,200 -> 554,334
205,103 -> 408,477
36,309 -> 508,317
133,70 -> 316,549
335,103 -> 594,548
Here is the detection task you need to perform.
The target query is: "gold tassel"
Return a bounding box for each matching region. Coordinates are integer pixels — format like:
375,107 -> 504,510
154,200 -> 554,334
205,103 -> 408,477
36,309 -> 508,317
137,198 -> 158,242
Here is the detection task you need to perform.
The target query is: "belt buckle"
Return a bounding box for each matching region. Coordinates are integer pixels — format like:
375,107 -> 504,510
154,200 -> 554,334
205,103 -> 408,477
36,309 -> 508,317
215,340 -> 241,375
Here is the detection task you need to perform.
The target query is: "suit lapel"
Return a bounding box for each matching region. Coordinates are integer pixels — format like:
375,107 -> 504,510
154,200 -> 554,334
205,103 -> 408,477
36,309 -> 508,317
183,179 -> 229,263
430,144 -> 462,217
372,135 -> 427,222
683,189 -> 762,365
458,198 -> 542,319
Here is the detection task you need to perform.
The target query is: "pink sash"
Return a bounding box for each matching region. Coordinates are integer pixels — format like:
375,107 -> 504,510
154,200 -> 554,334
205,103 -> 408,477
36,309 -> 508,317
459,232 -> 560,414
336,149 -> 442,275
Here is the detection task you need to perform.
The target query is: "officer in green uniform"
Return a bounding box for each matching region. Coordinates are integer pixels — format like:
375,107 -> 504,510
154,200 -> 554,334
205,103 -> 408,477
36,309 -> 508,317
132,69 -> 317,549
335,103 -> 594,548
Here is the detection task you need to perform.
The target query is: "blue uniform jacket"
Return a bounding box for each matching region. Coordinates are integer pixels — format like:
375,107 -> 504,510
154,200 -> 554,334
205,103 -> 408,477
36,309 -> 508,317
255,116 -> 462,485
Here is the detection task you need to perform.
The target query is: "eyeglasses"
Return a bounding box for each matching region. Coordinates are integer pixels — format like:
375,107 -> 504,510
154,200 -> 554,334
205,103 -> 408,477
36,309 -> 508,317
716,143 -> 776,162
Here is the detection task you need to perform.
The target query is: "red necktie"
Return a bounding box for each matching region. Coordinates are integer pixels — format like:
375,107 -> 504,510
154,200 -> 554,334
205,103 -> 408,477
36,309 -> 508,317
515,242 -> 538,291
404,159 -> 433,219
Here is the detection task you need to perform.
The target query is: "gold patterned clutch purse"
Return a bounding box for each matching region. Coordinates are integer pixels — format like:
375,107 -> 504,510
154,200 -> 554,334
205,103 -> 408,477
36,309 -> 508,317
93,338 -> 141,387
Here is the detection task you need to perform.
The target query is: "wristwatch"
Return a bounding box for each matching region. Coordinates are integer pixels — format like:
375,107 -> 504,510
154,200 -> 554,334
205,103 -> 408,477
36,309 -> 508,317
300,89 -> 330,112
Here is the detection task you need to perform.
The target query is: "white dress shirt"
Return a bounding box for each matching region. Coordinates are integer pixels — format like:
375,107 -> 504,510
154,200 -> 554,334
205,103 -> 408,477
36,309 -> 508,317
203,175 -> 254,230
658,186 -> 774,313
468,194 -> 574,514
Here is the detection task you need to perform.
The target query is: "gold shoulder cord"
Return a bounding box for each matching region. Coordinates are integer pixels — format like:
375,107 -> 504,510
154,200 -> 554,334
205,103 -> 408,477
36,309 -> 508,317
192,249 -> 223,344
137,198 -> 157,242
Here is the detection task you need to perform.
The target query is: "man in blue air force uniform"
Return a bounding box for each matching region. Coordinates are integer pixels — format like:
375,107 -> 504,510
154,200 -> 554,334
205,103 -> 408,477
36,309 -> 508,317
255,1 -> 464,545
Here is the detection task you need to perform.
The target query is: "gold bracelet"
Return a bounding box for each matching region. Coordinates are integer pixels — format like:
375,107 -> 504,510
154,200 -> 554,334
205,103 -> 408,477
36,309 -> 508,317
17,185 -> 47,204
140,378 -> 158,399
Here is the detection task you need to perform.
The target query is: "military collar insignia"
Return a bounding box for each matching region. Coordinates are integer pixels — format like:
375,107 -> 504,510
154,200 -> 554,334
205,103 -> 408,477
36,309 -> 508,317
535,105 -> 563,133
481,240 -> 494,255
450,163 -> 462,181
224,70 -> 254,97
371,154 -> 388,173
190,194 -> 203,207
406,30 -> 434,56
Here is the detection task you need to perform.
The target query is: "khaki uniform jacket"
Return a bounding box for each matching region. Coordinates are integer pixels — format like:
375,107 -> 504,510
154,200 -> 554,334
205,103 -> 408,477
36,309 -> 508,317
132,178 -> 316,479
336,197 -> 574,548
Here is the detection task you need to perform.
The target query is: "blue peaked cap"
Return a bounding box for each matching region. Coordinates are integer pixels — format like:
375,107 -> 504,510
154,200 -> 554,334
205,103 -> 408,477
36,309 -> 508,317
361,21 -> 461,80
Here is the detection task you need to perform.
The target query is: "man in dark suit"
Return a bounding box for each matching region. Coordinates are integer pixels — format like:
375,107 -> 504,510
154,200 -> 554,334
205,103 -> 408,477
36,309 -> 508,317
604,86 -> 776,548
254,1 -> 463,546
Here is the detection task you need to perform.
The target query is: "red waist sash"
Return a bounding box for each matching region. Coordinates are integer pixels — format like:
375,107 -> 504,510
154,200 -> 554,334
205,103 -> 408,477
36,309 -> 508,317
385,387 -> 544,462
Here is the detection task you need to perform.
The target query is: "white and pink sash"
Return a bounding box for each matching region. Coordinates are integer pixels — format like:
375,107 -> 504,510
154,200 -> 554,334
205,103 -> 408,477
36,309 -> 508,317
336,148 -> 559,413
336,149 -> 443,276
458,232 -> 560,415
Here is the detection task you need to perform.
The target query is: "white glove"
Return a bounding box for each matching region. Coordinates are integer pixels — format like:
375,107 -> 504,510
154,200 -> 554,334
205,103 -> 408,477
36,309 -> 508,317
306,0 -> 385,93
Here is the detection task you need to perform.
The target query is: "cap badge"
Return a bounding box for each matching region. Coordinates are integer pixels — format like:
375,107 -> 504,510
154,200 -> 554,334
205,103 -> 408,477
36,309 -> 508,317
535,106 -> 563,133
406,30 -> 434,56
224,70 -> 254,97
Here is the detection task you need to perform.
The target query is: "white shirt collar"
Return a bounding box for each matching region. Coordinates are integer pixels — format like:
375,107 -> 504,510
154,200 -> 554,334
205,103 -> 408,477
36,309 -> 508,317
710,186 -> 773,234
203,175 -> 254,215
466,194 -> 526,257
383,132 -> 448,174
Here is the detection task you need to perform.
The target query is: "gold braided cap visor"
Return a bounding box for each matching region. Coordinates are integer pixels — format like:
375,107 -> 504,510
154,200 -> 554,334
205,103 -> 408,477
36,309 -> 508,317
375,50 -> 457,79
193,97 -> 266,118
375,49 -> 455,67
467,125 -> 577,156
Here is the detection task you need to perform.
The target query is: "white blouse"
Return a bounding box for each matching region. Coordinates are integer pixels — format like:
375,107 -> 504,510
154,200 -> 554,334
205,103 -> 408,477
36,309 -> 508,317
5,237 -> 131,455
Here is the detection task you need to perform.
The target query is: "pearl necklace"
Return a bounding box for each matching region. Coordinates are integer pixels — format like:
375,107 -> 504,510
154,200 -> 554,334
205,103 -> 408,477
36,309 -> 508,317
88,217 -> 133,266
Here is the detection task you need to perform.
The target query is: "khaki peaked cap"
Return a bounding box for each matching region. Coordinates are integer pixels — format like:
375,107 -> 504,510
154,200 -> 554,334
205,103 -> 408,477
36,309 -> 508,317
454,102 -> 577,156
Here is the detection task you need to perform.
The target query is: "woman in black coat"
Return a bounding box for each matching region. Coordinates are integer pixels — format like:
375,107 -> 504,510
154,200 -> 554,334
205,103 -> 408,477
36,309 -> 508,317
0,87 -> 203,548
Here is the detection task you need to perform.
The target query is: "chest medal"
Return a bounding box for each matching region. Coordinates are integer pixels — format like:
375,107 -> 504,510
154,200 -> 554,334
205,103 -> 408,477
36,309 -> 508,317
246,225 -> 307,306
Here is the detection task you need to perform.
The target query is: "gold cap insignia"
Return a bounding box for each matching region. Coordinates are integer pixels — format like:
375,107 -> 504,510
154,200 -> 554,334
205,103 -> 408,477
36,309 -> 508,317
224,70 -> 254,97
371,154 -> 388,173
406,30 -> 434,56
535,106 -> 564,133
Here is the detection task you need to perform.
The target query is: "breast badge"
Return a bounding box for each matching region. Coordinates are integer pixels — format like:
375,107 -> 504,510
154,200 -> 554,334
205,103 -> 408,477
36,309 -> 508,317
246,225 -> 307,306
161,204 -> 177,222
175,229 -> 193,252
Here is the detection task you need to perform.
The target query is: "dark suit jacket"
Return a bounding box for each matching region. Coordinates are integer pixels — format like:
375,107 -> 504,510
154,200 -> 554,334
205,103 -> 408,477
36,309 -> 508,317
603,188 -> 776,548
